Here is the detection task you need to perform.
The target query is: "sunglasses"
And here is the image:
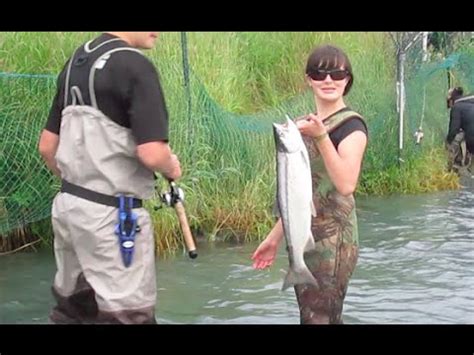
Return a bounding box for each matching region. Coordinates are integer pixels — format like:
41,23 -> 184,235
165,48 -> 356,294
308,69 -> 350,81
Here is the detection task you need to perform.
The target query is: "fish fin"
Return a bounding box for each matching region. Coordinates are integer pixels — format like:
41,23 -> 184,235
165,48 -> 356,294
281,267 -> 319,291
304,234 -> 316,252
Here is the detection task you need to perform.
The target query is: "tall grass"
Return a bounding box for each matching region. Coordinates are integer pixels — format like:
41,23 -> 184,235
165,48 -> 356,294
359,147 -> 459,195
0,32 -> 463,255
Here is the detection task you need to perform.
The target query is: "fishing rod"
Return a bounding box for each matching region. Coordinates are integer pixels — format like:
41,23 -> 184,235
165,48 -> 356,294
155,179 -> 197,259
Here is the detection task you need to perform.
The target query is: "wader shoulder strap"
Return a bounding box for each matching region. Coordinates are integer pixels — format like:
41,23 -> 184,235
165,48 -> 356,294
64,49 -> 80,108
88,47 -> 144,111
64,41 -> 143,110
325,110 -> 365,134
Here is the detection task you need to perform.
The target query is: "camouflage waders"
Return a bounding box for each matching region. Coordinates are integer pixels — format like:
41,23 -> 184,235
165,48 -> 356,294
293,110 -> 365,324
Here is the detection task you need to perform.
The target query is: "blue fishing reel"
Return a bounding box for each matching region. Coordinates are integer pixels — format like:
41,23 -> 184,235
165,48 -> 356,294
115,195 -> 140,268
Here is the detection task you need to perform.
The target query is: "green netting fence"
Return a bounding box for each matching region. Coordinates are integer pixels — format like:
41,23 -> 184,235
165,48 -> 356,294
1,32 -> 473,237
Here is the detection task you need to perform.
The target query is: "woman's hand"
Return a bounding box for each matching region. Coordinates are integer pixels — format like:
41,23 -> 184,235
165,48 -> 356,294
252,219 -> 284,269
296,113 -> 327,139
251,237 -> 280,269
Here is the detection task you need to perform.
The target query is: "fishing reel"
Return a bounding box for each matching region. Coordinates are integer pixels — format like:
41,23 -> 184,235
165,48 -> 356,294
162,182 -> 185,207
154,181 -> 185,210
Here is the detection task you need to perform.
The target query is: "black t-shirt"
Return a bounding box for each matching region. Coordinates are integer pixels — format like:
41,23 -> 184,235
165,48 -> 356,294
45,33 -> 169,145
327,107 -> 368,150
447,96 -> 474,153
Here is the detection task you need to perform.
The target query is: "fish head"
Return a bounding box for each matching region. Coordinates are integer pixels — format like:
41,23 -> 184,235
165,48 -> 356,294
273,116 -> 304,153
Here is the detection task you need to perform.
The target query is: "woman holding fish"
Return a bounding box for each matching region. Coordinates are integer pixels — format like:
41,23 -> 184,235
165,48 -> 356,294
252,45 -> 368,324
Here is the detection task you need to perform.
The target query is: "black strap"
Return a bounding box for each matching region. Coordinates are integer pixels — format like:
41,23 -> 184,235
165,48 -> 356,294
61,180 -> 143,208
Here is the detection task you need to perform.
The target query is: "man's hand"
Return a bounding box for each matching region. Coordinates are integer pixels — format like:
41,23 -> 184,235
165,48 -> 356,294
164,154 -> 181,181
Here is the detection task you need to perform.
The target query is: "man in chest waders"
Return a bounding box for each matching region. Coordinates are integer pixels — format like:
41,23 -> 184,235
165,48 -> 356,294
38,32 -> 181,324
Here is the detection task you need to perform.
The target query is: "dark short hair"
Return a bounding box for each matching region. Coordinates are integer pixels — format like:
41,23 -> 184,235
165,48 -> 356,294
305,45 -> 353,95
448,87 -> 464,102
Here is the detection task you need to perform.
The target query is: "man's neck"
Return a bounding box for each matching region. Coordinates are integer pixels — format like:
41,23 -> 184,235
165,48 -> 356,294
106,32 -> 134,47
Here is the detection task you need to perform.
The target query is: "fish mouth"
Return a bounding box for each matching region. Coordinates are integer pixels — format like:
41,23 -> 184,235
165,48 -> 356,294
273,117 -> 294,131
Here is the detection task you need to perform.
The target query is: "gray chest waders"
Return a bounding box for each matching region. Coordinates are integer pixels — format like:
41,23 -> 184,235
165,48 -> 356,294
61,180 -> 143,267
60,43 -> 148,268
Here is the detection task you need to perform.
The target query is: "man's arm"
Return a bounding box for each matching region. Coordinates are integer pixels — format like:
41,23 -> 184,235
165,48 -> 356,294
39,69 -> 65,177
136,141 -> 181,180
38,129 -> 61,177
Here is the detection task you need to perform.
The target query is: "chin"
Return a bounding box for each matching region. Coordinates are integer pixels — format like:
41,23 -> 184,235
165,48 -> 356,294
137,39 -> 153,49
319,94 -> 341,102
